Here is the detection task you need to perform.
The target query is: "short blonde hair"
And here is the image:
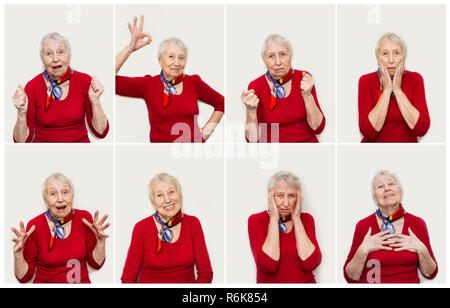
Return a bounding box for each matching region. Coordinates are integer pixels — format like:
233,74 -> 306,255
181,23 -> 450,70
148,173 -> 183,207
375,32 -> 407,58
267,171 -> 301,193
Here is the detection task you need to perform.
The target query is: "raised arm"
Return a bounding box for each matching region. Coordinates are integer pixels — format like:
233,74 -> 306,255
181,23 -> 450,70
300,72 -> 324,132
12,85 -> 30,142
116,15 -> 152,75
242,89 -> 260,142
11,221 -> 36,282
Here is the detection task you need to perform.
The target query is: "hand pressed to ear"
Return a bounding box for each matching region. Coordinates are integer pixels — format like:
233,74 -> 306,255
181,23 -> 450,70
267,190 -> 279,221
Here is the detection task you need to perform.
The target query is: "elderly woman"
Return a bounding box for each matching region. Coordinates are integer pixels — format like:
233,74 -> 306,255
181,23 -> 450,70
121,173 -> 213,283
248,171 -> 322,283
11,173 -> 110,283
344,170 -> 438,283
115,16 -> 224,143
358,33 -> 430,142
13,32 -> 109,143
242,34 -> 325,143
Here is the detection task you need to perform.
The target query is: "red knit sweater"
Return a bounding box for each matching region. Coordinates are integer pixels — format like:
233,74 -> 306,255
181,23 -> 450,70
358,71 -> 430,142
17,209 -> 104,283
248,211 -> 322,283
344,212 -> 438,283
115,74 -> 224,143
121,214 -> 213,283
16,71 -> 109,143
247,70 -> 325,143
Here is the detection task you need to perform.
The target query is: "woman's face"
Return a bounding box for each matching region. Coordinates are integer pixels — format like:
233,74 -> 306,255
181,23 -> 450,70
44,178 -> 73,220
41,38 -> 70,80
159,42 -> 186,80
273,180 -> 298,217
151,180 -> 182,220
373,174 -> 402,209
377,39 -> 405,77
263,40 -> 292,79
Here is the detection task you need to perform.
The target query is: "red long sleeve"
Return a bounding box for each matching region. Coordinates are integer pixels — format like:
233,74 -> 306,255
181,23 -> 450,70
17,209 -> 104,283
248,211 -> 321,283
121,214 -> 213,283
246,69 -> 325,143
343,212 -> 438,283
358,71 -> 430,142
14,71 -> 109,143
115,74 -> 224,142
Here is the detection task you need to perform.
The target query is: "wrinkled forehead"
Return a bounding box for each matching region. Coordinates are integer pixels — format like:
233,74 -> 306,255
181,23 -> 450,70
265,40 -> 290,53
163,42 -> 186,55
373,174 -> 397,186
273,179 -> 297,193
151,180 -> 177,193
45,178 -> 71,191
378,39 -> 403,53
42,38 -> 68,50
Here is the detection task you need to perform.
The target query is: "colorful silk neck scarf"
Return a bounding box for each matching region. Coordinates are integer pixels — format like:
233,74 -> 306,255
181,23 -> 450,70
154,210 -> 183,254
159,71 -> 184,108
266,68 -> 294,111
43,67 -> 74,112
45,208 -> 75,251
279,215 -> 292,233
376,204 -> 406,235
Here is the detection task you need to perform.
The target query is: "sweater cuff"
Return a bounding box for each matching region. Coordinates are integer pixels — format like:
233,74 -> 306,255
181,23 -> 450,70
412,112 -> 430,137
256,251 -> 279,274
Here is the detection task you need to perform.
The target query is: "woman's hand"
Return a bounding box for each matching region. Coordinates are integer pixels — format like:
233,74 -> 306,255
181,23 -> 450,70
11,222 -> 35,256
88,76 -> 104,104
300,72 -> 314,97
241,89 -> 259,112
389,228 -> 427,253
128,15 -> 152,52
378,62 -> 393,94
267,190 -> 279,222
13,85 -> 28,115
292,190 -> 303,220
360,227 -> 396,255
82,210 -> 110,241
392,60 -> 405,94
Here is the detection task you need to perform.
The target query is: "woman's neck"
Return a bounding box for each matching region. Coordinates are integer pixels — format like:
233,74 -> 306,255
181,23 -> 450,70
379,203 -> 400,217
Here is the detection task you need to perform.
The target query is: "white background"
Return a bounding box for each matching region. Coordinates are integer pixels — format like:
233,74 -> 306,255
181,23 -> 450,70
0,1 -> 448,288
338,4 -> 446,143
227,5 -> 335,143
4,5 -> 114,143
337,145 -> 446,283
115,5 -> 225,143
115,144 -> 225,283
226,144 -> 335,283
4,145 -> 114,284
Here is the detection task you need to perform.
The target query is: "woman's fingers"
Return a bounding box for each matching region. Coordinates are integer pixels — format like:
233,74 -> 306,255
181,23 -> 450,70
139,15 -> 144,32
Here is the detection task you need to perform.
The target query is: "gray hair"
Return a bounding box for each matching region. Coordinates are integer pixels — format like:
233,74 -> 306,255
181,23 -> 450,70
42,172 -> 74,202
261,33 -> 293,60
267,171 -> 302,193
375,32 -> 407,58
148,172 -> 183,207
371,170 -> 403,200
157,37 -> 188,60
40,32 -> 72,60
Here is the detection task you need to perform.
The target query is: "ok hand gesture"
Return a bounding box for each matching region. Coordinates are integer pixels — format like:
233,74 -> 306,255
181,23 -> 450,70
128,15 -> 152,52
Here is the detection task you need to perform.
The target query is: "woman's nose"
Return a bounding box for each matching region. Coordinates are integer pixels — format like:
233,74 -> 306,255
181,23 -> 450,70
57,192 -> 64,201
275,55 -> 282,65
